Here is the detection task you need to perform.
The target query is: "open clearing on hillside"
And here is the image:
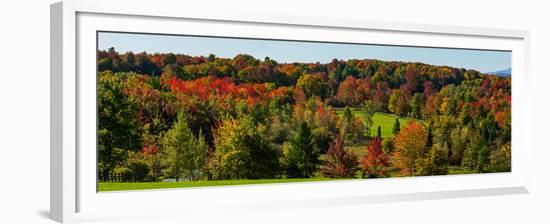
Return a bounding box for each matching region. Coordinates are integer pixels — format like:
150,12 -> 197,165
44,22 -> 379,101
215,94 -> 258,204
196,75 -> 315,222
334,108 -> 419,138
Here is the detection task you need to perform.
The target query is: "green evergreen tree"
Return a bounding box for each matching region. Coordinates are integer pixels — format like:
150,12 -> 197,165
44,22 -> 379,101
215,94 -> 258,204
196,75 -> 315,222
392,118 -> 401,135
416,143 -> 448,176
461,133 -> 489,172
341,106 -> 354,140
343,106 -> 353,123
426,125 -> 433,148
362,100 -> 377,137
162,111 -> 208,181
477,144 -> 491,173
381,137 -> 395,155
287,122 -> 320,178
242,132 -> 280,179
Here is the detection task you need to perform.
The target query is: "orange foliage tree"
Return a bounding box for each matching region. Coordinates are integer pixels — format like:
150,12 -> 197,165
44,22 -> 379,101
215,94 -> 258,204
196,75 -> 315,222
392,121 -> 428,176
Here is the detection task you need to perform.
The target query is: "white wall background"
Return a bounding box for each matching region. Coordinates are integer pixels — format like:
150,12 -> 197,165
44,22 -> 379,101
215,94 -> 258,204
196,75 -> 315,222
0,0 -> 548,223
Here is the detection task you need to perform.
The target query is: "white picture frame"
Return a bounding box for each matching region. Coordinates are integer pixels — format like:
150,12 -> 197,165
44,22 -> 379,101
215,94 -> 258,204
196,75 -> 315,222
50,0 -> 531,223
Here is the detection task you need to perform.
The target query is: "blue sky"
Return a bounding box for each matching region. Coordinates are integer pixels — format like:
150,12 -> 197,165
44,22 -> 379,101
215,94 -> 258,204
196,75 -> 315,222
98,32 -> 511,73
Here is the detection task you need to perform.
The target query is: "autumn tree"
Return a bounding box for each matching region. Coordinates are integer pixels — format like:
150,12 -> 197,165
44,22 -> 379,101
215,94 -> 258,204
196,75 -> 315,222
321,136 -> 359,178
350,117 -> 365,142
371,64 -> 389,83
312,104 -> 339,153
409,93 -> 424,119
336,76 -> 372,106
141,129 -> 162,180
422,95 -> 440,119
373,82 -> 390,111
361,138 -> 389,178
213,119 -> 246,179
404,64 -> 418,92
296,73 -> 328,99
388,89 -> 409,116
392,121 -> 428,176
423,80 -> 436,96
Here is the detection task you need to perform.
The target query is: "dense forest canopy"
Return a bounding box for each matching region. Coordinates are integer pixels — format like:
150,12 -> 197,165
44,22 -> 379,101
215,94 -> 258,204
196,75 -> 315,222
97,47 -> 511,184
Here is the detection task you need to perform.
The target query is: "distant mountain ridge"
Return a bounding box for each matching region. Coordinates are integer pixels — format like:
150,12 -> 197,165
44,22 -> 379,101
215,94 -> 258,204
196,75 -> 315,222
488,68 -> 511,77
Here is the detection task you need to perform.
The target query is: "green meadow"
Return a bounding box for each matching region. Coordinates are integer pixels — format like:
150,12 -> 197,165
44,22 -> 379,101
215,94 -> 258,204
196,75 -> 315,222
98,178 -> 342,192
334,108 -> 418,138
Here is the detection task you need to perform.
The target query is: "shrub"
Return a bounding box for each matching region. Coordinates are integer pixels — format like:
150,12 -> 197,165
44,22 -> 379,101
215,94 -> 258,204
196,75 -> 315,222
126,160 -> 151,181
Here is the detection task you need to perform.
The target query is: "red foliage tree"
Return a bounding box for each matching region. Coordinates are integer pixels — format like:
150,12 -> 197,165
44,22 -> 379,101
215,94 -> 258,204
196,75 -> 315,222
360,138 -> 389,178
404,64 -> 418,92
423,80 -> 436,96
336,76 -> 372,106
320,136 -> 359,178
169,76 -> 273,106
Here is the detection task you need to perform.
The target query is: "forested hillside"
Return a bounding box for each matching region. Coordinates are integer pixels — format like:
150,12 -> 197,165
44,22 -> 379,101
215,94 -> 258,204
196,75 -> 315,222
97,47 -> 511,189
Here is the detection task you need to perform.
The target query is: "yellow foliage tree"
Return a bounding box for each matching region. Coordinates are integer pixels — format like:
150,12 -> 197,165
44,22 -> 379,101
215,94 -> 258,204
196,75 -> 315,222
392,121 -> 428,176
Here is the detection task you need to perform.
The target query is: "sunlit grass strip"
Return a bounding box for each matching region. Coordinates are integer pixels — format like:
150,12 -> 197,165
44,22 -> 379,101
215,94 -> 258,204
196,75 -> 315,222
98,178 -> 346,192
98,170 -> 480,192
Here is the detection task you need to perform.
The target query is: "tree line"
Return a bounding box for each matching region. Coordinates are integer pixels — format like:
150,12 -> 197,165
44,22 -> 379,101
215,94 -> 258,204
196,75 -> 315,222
97,47 -> 511,182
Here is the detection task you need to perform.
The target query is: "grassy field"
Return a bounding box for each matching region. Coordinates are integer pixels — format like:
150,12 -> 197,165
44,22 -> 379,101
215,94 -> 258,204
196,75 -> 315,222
334,108 -> 418,138
98,177 -> 344,192
99,170 -> 474,192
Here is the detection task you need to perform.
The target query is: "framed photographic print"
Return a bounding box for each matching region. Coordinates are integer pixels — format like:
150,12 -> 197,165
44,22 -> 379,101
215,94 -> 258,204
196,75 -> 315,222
50,0 -> 531,223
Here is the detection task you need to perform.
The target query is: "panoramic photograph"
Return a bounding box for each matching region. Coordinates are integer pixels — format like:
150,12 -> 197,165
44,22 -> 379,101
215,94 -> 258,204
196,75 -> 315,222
96,32 -> 512,192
